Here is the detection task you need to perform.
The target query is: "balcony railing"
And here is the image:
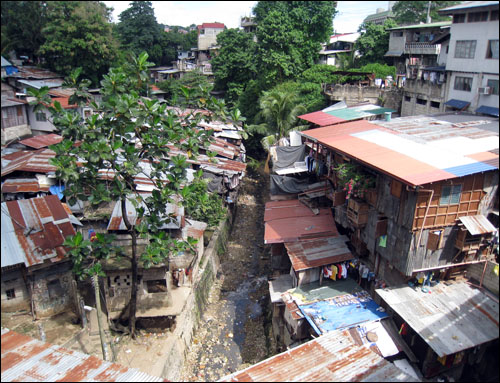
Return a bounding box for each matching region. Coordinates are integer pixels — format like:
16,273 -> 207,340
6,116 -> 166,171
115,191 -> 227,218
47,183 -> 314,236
404,43 -> 441,55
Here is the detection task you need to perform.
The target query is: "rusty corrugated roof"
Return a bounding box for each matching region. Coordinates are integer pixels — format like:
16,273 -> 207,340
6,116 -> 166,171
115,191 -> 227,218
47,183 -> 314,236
18,134 -> 63,149
1,195 -> 81,268
285,236 -> 353,271
458,215 -> 497,235
218,328 -> 418,382
1,149 -> 57,177
0,328 -> 164,382
1,178 -> 50,193
264,200 -> 338,244
376,281 -> 499,358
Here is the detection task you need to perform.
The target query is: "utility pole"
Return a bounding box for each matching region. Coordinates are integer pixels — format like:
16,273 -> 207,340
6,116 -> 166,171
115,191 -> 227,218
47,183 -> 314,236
426,1 -> 432,23
92,274 -> 108,361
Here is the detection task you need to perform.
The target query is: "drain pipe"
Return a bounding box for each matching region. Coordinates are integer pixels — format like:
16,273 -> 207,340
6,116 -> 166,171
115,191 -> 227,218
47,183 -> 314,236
415,187 -> 434,251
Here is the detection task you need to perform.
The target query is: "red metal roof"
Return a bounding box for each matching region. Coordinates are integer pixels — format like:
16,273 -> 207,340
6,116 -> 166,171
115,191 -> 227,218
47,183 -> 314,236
219,328 -> 417,382
51,97 -> 77,109
285,236 -> 353,271
298,111 -> 346,126
1,178 -> 50,193
264,200 -> 338,244
1,195 -> 81,268
0,329 -> 164,382
198,22 -> 225,29
1,149 -> 57,177
18,134 -> 63,149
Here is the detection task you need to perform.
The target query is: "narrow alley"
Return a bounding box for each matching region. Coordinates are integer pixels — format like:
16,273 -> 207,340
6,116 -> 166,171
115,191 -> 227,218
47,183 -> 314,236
180,167 -> 275,382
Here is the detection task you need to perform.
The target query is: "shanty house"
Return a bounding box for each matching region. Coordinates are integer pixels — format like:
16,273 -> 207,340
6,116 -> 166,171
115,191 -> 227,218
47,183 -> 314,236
298,114 -> 498,288
1,195 -> 82,318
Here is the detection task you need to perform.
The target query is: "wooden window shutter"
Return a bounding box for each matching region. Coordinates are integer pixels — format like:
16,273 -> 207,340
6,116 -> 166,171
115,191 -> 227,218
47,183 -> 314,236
391,180 -> 402,198
427,230 -> 443,250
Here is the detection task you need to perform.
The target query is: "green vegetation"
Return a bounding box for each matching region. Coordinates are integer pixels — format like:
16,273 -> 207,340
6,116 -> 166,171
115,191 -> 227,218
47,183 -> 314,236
392,1 -> 458,25
355,19 -> 399,66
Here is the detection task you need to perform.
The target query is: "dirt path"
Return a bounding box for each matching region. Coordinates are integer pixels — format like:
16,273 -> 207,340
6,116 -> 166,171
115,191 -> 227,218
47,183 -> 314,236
179,168 -> 274,381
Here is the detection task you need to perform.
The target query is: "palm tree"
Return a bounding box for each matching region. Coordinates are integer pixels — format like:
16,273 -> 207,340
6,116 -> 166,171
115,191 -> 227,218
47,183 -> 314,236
249,89 -> 307,148
248,89 -> 307,172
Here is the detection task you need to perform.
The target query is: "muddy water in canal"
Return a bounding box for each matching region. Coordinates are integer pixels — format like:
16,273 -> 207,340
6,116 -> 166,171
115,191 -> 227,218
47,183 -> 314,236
180,168 -> 276,381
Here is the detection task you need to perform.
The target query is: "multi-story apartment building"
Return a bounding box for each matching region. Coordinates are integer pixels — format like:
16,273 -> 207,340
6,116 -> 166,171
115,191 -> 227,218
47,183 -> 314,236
439,1 -> 499,116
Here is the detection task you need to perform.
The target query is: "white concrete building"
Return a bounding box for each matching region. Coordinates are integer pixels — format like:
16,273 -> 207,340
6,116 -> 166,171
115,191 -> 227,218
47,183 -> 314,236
439,1 -> 499,116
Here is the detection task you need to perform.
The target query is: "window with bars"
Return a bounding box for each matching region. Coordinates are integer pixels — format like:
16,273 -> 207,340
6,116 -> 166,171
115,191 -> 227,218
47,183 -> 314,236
454,40 -> 476,58
440,184 -> 462,205
6,288 -> 16,300
453,14 -> 465,23
454,76 -> 472,92
486,40 -> 499,59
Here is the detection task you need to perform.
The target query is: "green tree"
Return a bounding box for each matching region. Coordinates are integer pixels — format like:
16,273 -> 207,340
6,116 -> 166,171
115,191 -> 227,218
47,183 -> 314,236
114,1 -> 165,65
211,28 -> 257,106
38,1 -> 118,86
1,1 -> 47,61
392,1 -> 458,25
355,19 -> 398,66
253,1 -> 338,86
30,52 -> 224,337
248,89 -> 307,150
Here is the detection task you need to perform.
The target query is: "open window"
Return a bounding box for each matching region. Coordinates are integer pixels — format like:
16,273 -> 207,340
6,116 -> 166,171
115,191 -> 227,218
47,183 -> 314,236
146,279 -> 168,293
427,230 -> 444,251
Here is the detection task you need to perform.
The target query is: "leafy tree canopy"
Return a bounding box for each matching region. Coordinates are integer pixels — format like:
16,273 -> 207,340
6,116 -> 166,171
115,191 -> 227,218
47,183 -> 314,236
38,1 -> 118,86
211,28 -> 258,106
355,18 -> 398,66
392,1 -> 458,25
253,1 -> 338,86
1,1 -> 47,61
115,1 -> 165,65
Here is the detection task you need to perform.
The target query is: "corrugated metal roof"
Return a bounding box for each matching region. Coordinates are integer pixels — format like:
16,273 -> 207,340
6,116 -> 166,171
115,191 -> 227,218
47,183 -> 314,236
182,218 -> 207,240
15,67 -> 62,80
218,328 -> 418,382
299,117 -> 499,187
107,196 -> 184,231
264,200 -> 338,244
458,215 -> 497,235
298,111 -> 346,126
18,79 -> 64,89
376,281 -> 499,358
1,178 -> 50,193
0,328 -> 164,382
299,104 -> 396,127
1,195 -> 81,268
1,149 -> 57,177
18,134 -> 63,149
387,21 -> 451,30
285,236 -> 353,271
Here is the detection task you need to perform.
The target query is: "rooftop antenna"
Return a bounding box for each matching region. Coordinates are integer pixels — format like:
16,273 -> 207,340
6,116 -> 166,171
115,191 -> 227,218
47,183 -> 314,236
426,1 -> 432,23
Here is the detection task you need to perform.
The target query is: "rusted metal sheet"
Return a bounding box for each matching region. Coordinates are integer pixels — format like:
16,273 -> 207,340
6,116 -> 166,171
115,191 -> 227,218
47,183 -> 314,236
166,146 -> 246,174
1,178 -> 50,193
1,195 -> 81,268
300,116 -> 498,187
219,328 -> 418,382
285,236 -> 353,271
264,200 -> 339,244
0,328 -> 164,382
18,134 -> 63,149
458,215 -> 497,235
183,219 -> 207,240
1,149 -> 57,177
106,196 -> 184,231
299,110 -> 346,126
376,281 -> 499,358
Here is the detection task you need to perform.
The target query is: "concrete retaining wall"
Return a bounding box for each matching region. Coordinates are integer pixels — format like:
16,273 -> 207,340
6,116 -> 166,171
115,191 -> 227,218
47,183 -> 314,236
467,261 -> 499,297
160,213 -> 232,381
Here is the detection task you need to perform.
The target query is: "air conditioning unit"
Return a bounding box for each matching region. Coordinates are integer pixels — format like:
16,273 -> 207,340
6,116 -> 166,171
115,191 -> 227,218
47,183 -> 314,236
478,87 -> 492,95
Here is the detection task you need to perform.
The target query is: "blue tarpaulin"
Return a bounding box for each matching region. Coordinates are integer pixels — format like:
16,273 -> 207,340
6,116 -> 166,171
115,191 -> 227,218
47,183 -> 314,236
475,105 -> 499,117
49,185 -> 65,200
298,290 -> 388,335
444,99 -> 470,110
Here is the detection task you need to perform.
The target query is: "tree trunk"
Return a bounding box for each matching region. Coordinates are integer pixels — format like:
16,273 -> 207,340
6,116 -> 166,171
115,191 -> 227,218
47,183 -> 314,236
120,198 -> 138,338
93,274 -> 108,360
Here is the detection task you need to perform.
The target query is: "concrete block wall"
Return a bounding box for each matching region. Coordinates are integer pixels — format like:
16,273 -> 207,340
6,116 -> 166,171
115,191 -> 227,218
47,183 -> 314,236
467,261 -> 499,296
160,214 -> 232,381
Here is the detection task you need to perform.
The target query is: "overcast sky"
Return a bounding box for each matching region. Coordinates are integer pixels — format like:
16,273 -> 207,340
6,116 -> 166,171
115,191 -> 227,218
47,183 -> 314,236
103,1 -> 391,33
